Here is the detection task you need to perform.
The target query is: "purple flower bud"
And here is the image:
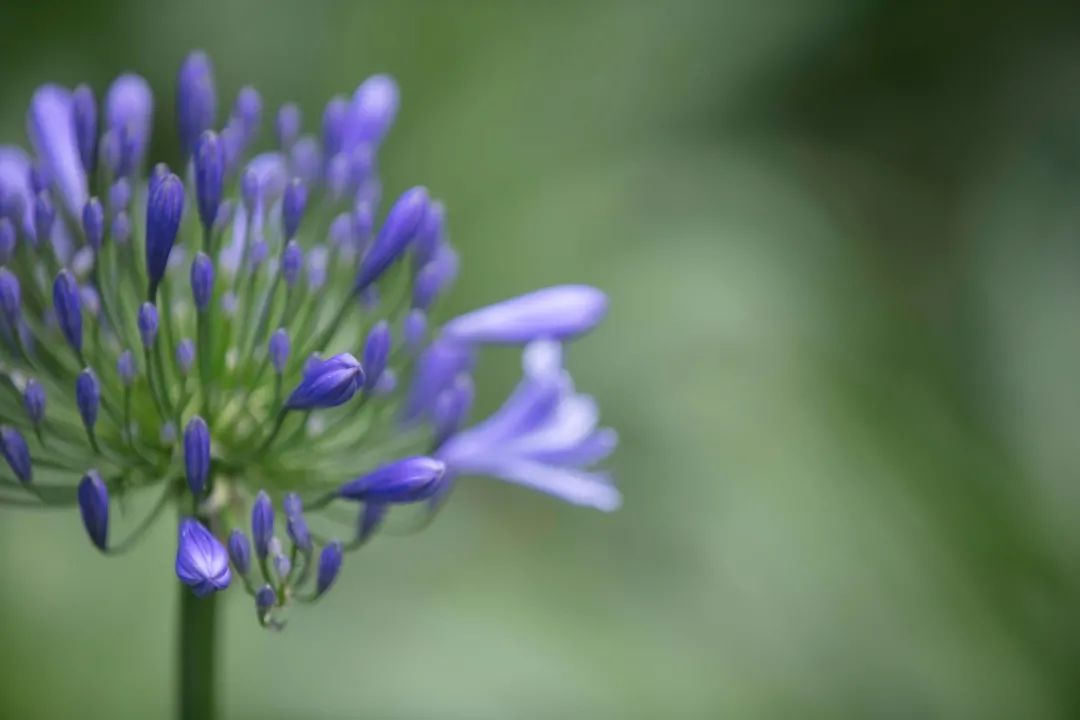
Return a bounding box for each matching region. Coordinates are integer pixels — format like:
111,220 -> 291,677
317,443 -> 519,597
0,426 -> 32,483
108,178 -> 131,213
75,368 -> 100,430
255,584 -> 276,613
176,51 -> 217,158
362,321 -> 390,391
213,200 -> 234,235
275,103 -> 301,149
23,379 -> 45,425
401,340 -> 473,424
302,352 -> 322,375
349,74 -> 399,146
183,416 -> 210,495
306,245 -> 328,290
372,368 -> 397,397
355,187 -> 430,291
33,192 -> 54,242
79,284 -> 100,316
412,200 -> 445,269
271,542 -> 291,580
403,309 -> 427,353
339,456 -> 446,503
78,469 -> 109,551
269,328 -> 290,374
281,240 -> 302,286
145,173 -> 184,296
82,197 -> 104,251
28,163 -> 48,195
358,502 -> 387,542
52,270 -> 83,353
412,262 -> 442,311
105,74 -> 153,174
316,542 -> 343,596
175,338 -> 195,377
322,96 -> 349,160
27,85 -> 88,216
325,154 -> 350,199
137,302 -> 158,348
441,285 -> 608,346
194,131 -> 224,231
71,84 -> 98,175
117,349 -> 136,386
190,252 -> 214,312
111,211 -> 130,245
0,217 -> 15,263
175,518 -> 231,596
283,492 -> 311,552
228,529 -> 251,575
232,86 -> 262,139
433,373 -> 475,444
241,167 -> 260,212
282,178 -> 307,239
289,136 -> 321,186
251,490 -> 274,559
284,352 -> 364,410
0,268 -> 21,324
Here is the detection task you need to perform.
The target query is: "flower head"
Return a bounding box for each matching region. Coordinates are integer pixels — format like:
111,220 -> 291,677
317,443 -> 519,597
0,50 -> 616,630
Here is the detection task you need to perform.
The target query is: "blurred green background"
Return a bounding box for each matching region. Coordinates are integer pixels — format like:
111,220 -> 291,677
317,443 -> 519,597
4,0 -> 1080,717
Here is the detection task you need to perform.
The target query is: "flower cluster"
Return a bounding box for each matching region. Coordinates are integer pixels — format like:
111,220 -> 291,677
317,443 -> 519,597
0,51 -> 618,627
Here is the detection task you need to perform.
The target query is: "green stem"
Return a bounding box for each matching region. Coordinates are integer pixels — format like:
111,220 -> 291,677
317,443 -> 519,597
178,531 -> 219,720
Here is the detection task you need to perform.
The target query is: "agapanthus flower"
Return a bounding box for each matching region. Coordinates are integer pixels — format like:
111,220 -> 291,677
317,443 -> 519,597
0,50 -> 617,630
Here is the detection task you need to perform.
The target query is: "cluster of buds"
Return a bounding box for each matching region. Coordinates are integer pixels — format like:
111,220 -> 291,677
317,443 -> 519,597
0,51 -> 618,628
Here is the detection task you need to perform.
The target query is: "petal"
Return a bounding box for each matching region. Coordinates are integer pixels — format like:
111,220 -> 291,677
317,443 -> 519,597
441,285 -> 608,345
467,456 -> 621,512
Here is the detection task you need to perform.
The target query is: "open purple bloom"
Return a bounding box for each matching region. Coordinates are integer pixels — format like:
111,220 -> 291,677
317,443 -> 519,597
437,341 -> 620,511
175,518 -> 231,597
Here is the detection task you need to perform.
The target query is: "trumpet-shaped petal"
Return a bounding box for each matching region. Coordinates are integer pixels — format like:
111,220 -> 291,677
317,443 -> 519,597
442,285 -> 607,346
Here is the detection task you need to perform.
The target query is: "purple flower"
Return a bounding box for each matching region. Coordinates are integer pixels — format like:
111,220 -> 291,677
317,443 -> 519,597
357,502 -> 387,542
355,187 -> 430,291
194,131 -> 224,231
71,84 -> 97,175
411,199 -> 445,269
0,217 -> 15,263
137,302 -> 159,348
401,339 -> 474,424
432,373 -> 475,446
281,240 -> 302,286
105,74 -> 153,175
82,197 -> 104,251
283,492 -> 311,552
22,379 -> 45,425
275,103 -> 301,149
117,350 -> 136,386
0,426 -> 32,484
282,178 -> 307,239
316,542 -> 343,596
190,252 -> 214,311
52,269 -> 83,354
284,352 -> 364,410
176,51 -> 217,158
256,584 -> 276,613
145,172 -> 185,297
251,490 -> 274,559
183,416 -> 211,495
269,328 -> 290,374
441,285 -> 608,346
27,85 -> 87,216
348,74 -> 399,147
362,321 -> 391,391
0,268 -> 21,324
176,339 -> 195,376
78,470 -> 109,551
338,456 -> 446,503
228,529 -> 251,575
437,341 -> 620,511
75,368 -> 100,430
403,309 -> 427,353
175,518 -> 231,597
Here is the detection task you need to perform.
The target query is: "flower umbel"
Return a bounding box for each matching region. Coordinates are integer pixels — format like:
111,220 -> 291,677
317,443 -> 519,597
0,50 -> 618,628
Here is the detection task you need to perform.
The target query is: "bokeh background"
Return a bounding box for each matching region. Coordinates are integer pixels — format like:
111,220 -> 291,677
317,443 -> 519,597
3,0 -> 1080,717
